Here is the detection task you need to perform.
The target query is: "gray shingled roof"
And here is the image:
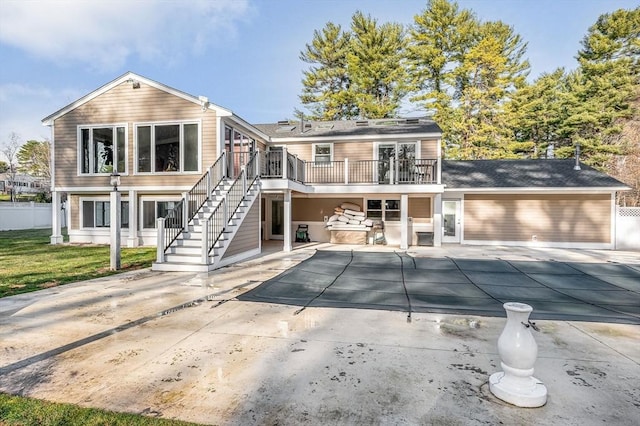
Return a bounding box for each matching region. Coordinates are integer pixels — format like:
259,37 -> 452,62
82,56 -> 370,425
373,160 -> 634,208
442,159 -> 628,189
254,117 -> 441,138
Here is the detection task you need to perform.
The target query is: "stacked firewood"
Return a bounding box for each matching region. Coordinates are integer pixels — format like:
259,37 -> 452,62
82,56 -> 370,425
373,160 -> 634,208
326,202 -> 374,229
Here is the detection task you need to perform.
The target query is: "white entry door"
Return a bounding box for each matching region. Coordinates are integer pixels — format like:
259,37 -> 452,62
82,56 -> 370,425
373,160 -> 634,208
442,199 -> 461,243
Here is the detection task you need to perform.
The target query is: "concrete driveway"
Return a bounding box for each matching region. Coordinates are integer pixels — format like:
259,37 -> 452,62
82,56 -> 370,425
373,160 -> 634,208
1,244 -> 639,425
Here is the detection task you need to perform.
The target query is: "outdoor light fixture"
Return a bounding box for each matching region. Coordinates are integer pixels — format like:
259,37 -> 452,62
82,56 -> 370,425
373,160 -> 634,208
125,78 -> 140,89
109,172 -> 121,270
110,172 -> 121,191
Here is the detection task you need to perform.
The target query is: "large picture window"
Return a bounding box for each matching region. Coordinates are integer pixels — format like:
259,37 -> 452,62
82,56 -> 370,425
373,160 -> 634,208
81,200 -> 129,228
79,125 -> 126,174
136,122 -> 199,173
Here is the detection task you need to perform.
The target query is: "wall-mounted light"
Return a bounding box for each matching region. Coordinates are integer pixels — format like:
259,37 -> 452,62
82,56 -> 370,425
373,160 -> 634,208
125,78 -> 140,89
110,172 -> 121,191
199,95 -> 210,111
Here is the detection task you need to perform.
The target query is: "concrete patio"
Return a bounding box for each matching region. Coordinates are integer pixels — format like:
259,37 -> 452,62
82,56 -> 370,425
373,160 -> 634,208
1,243 -> 639,425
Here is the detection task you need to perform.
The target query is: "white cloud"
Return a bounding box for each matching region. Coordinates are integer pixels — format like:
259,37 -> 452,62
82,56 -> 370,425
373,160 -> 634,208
0,0 -> 252,71
0,83 -> 83,144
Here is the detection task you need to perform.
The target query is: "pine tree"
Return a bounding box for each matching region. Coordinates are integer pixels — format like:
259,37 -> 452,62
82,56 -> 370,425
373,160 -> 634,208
560,7 -> 639,169
299,22 -> 356,120
347,11 -> 408,119
505,68 -> 572,158
408,1 -> 529,159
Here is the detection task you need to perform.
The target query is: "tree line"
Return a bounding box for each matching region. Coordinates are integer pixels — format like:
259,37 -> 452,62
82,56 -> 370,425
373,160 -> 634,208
298,0 -> 639,205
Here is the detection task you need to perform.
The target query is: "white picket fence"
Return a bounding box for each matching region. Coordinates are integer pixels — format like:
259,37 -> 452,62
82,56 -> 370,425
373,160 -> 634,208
0,202 -> 52,231
616,207 -> 640,250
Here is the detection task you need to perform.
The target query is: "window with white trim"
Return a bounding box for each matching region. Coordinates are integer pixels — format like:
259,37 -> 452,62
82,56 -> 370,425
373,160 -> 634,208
366,198 -> 400,222
78,125 -> 126,174
81,200 -> 129,228
312,143 -> 333,164
142,200 -> 180,229
136,122 -> 199,173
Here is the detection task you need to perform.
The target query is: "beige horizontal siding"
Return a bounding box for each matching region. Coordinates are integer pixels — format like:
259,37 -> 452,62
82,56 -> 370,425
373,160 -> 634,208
223,201 -> 259,258
70,195 -> 80,230
281,144 -> 312,160
409,197 -> 432,223
54,81 -> 218,189
464,194 -> 611,243
293,197 -> 364,221
335,141 -> 374,161
420,139 -> 439,159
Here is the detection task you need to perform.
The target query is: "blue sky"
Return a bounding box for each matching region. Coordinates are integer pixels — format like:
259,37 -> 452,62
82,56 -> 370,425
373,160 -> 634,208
0,0 -> 637,148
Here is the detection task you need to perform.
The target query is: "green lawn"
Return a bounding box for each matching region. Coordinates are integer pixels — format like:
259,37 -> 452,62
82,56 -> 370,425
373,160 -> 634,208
0,228 -> 156,298
0,231 -> 187,424
0,393 -> 200,426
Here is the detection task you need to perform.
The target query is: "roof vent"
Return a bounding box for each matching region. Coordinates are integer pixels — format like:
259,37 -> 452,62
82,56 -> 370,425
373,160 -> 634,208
315,123 -> 334,130
277,120 -> 290,126
356,120 -> 369,126
276,125 -> 296,133
405,118 -> 420,125
573,144 -> 581,171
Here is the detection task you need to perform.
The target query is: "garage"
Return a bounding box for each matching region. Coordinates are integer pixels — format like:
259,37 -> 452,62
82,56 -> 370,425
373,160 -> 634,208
441,159 -> 629,249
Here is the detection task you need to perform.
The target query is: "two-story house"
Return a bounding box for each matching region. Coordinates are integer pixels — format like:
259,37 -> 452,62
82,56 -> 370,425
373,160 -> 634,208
42,72 -> 628,272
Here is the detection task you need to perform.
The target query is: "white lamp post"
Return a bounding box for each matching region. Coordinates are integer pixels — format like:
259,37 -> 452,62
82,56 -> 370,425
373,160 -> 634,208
109,172 -> 121,270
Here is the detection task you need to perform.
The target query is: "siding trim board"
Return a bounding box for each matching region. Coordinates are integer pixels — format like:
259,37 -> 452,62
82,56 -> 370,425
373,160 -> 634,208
446,187 -> 627,193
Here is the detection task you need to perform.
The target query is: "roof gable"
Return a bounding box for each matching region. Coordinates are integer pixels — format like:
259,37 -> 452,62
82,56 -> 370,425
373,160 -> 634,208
41,71 -> 232,125
442,159 -> 628,189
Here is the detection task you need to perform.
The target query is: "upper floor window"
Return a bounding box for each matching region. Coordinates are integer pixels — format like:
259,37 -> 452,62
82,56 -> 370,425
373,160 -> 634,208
136,122 -> 199,173
313,143 -> 333,164
79,125 -> 126,174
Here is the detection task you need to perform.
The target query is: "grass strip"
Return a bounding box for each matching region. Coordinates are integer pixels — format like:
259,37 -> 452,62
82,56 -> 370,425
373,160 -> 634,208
0,393 -> 200,426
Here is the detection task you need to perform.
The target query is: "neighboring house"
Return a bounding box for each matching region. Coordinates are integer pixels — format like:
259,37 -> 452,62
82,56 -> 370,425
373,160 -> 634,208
42,72 -> 629,272
0,173 -> 49,196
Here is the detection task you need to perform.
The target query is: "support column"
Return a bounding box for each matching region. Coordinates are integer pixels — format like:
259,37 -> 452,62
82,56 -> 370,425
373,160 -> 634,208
283,190 -> 292,252
433,193 -> 442,247
110,189 -> 121,270
127,190 -> 138,247
282,146 -> 288,180
400,194 -> 409,250
50,191 -> 63,244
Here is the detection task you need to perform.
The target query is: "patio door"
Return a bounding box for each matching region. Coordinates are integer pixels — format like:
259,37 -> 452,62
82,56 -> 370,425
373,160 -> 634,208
270,199 -> 284,240
442,199 -> 461,243
376,142 -> 417,183
377,144 -> 395,183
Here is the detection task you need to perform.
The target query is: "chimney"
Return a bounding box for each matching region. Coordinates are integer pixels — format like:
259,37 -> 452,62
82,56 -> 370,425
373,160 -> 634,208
573,144 -> 581,171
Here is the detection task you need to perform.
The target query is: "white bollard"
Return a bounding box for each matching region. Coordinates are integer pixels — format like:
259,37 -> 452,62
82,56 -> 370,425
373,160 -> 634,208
489,302 -> 548,407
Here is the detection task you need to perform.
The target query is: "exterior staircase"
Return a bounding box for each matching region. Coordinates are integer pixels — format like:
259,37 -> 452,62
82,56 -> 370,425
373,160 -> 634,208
152,152 -> 260,272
